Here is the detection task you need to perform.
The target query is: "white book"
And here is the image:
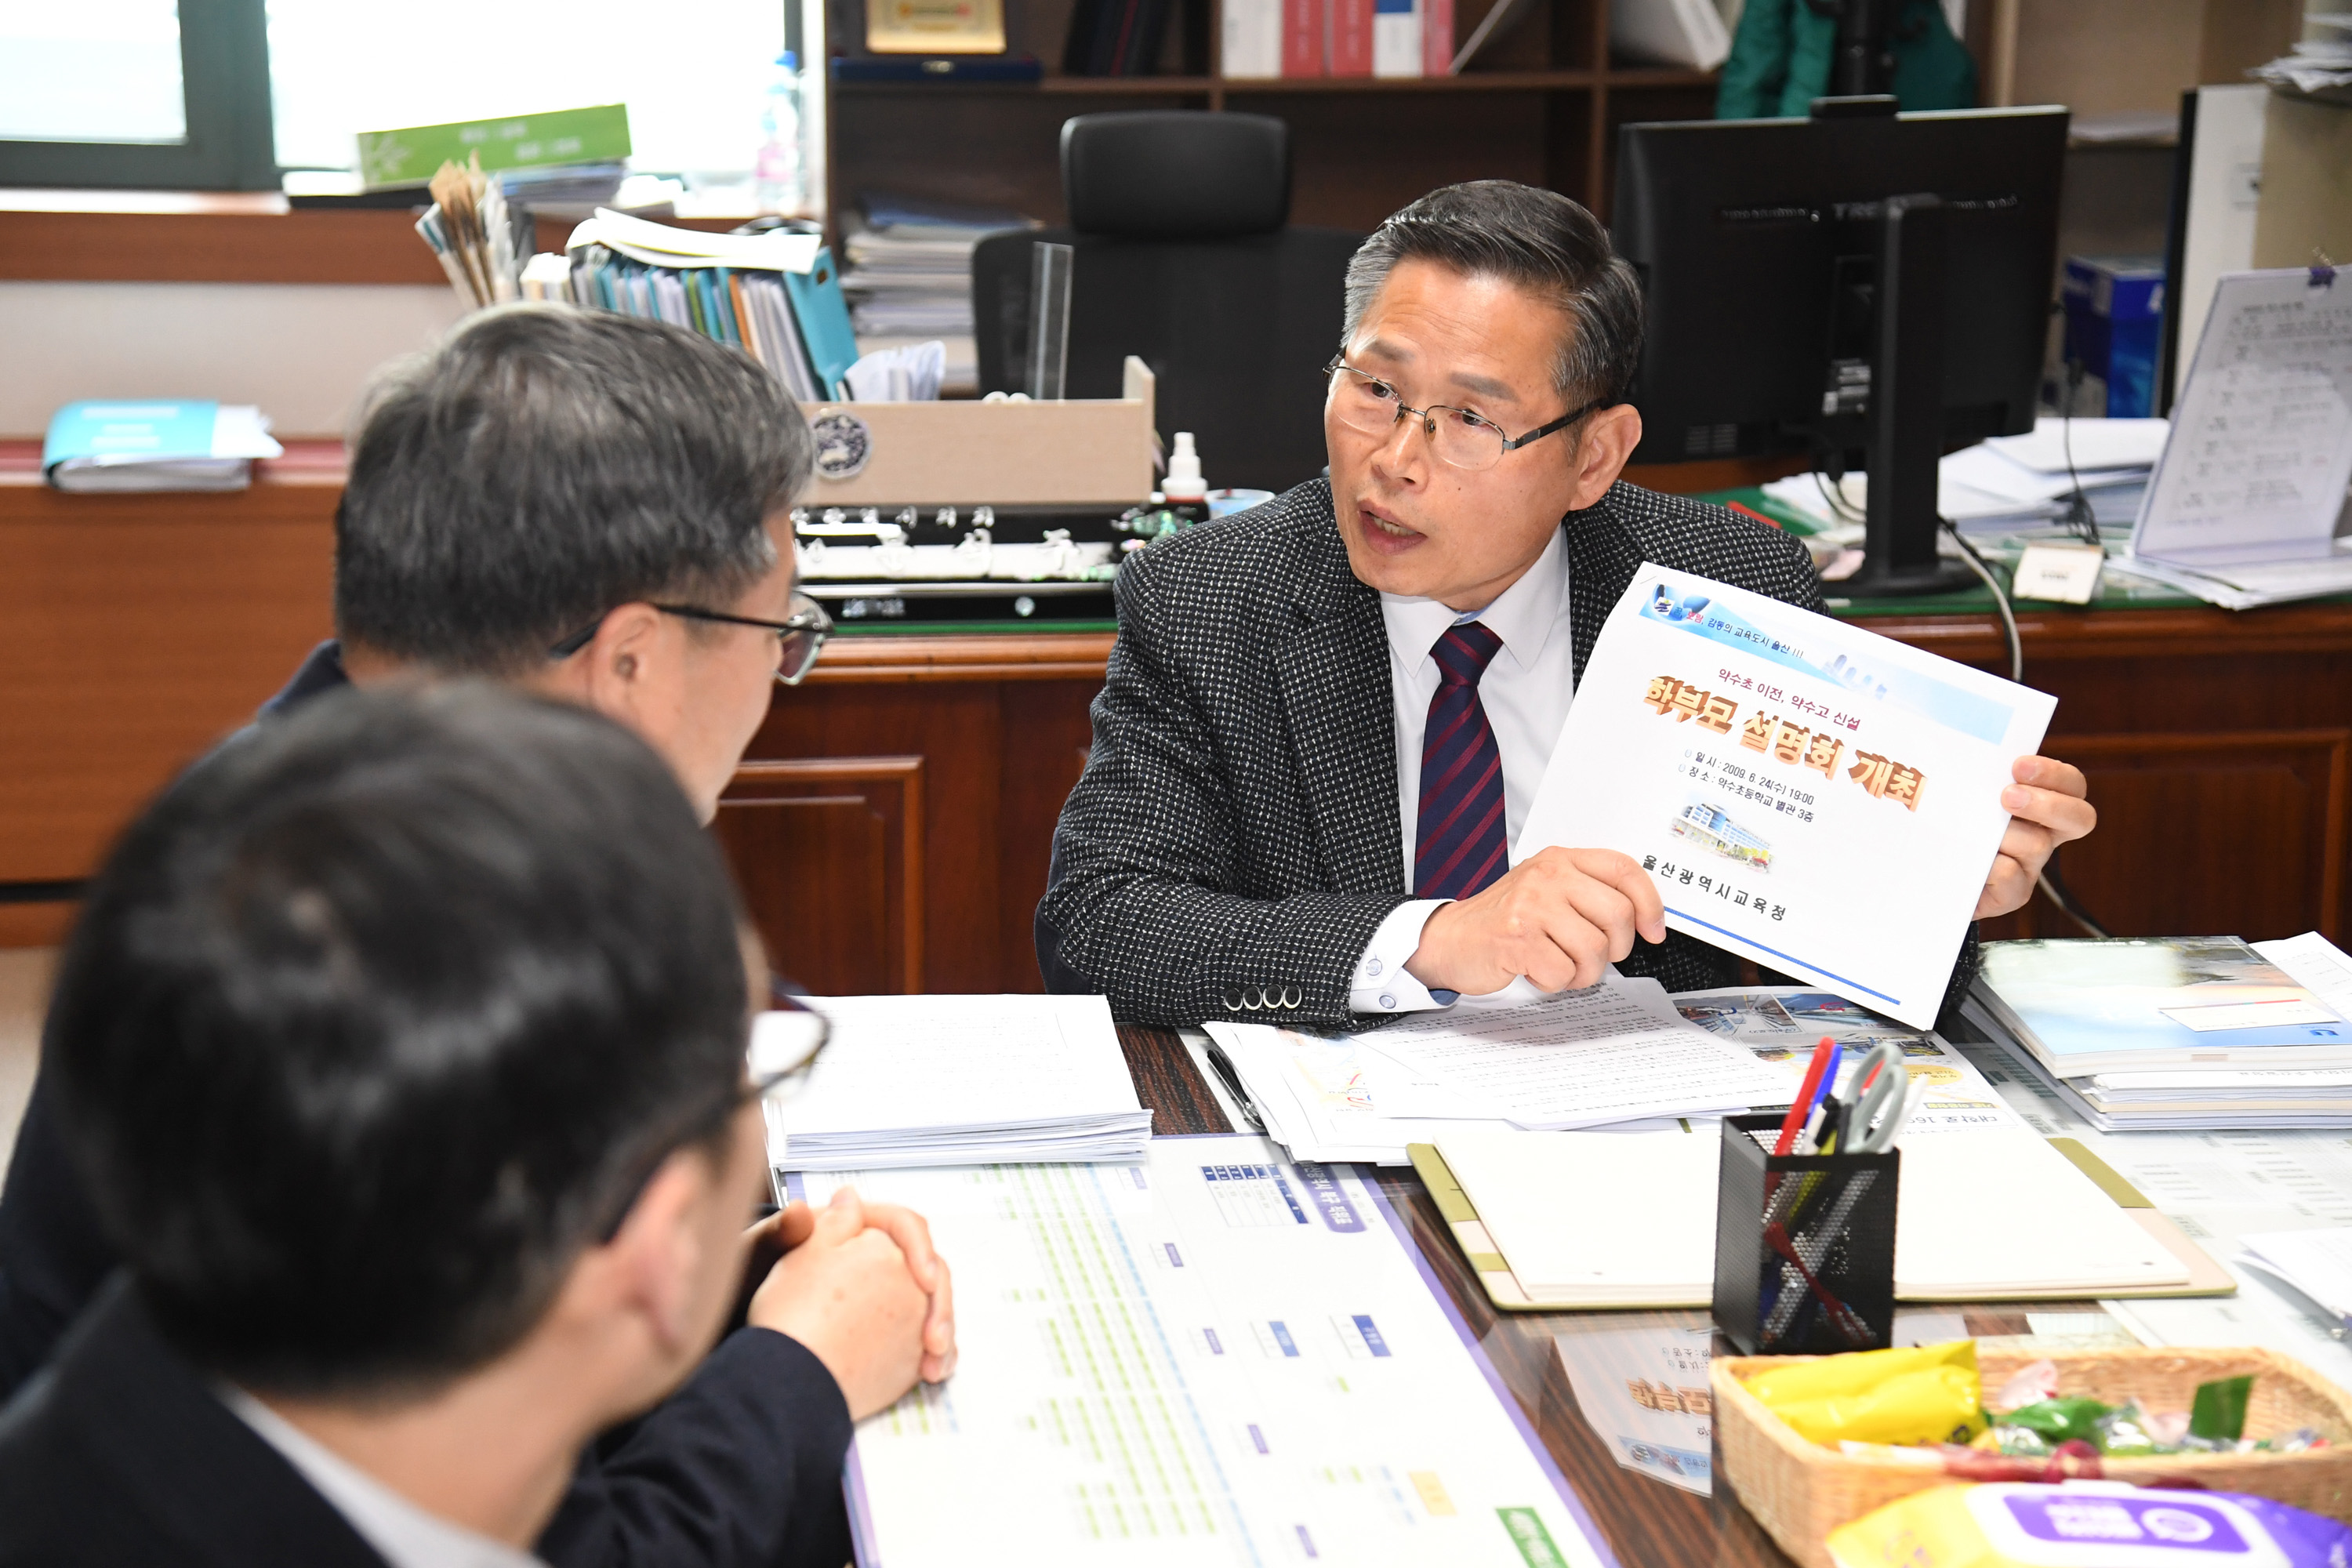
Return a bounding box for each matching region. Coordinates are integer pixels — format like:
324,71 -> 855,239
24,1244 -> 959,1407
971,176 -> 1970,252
760,994 -> 1152,1171
1373,0 -> 1422,76
1221,0 -> 1282,77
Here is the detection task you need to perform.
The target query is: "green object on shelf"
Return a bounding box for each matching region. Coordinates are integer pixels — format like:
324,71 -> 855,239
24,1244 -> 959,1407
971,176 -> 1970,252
356,104 -> 632,191
2190,1374 -> 2253,1443
1715,0 -> 1977,119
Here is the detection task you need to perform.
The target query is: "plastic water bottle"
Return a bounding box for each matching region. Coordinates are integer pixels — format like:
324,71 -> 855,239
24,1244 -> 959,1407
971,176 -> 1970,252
753,53 -> 804,214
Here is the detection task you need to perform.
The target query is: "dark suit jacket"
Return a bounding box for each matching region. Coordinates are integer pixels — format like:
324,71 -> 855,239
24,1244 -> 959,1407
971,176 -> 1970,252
1037,477 -> 1980,1027
0,1279 -> 389,1567
0,640 -> 857,1568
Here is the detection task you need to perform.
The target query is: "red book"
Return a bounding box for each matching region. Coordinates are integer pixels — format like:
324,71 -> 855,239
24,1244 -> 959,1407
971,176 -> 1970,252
1327,0 -> 1372,75
1282,0 -> 1325,75
1421,0 -> 1454,74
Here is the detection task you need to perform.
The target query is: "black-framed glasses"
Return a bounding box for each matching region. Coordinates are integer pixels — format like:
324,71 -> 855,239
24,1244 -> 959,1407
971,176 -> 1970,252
1325,358 -> 1606,472
548,593 -> 834,685
592,1007 -> 830,1243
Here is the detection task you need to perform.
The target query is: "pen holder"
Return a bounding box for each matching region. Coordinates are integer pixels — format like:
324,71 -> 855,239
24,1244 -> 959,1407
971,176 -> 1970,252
1713,1113 -> 1899,1356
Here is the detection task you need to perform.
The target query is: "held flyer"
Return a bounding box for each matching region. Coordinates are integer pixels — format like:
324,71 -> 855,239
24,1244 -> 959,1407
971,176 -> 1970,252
1517,564 -> 2055,1029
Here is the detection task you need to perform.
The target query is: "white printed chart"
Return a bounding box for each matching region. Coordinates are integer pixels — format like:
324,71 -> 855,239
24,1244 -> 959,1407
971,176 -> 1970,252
793,1135 -> 1610,1568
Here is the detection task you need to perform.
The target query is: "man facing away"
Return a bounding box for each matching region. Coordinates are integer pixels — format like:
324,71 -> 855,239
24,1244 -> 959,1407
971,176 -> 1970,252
1039,180 -> 2095,1026
0,686 -> 924,1566
0,307 -> 952,1564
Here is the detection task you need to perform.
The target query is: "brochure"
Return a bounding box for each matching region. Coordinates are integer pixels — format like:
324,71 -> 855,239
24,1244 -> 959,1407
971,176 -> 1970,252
1515,564 -> 2055,1029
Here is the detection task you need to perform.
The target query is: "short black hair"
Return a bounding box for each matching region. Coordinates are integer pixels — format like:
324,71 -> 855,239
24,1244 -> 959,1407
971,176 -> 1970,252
336,305 -> 815,676
45,684 -> 751,1396
1342,180 -> 1644,409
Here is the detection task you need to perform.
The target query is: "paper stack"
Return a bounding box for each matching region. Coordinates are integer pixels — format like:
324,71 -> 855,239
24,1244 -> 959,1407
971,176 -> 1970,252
840,192 -> 1036,397
760,994 -> 1152,1171
42,401 -> 283,493
2236,1229 -> 2352,1338
1964,933 -> 2352,1130
1759,417 -> 2164,541
1204,978 -> 1791,1164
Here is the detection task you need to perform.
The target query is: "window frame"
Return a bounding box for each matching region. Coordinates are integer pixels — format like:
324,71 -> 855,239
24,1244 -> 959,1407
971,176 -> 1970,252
0,0 -> 278,191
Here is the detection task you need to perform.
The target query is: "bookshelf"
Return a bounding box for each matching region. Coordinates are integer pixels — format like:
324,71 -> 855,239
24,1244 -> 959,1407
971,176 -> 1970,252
824,0 -> 1723,233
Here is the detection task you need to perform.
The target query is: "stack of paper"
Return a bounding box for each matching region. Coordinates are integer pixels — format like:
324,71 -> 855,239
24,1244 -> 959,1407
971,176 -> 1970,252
840,192 -> 1036,396
1758,418 -> 2164,539
1204,978 -> 1791,1164
42,401 -> 283,493
760,994 -> 1151,1171
2235,1229 -> 2352,1338
1964,932 -> 2352,1130
1433,1123 -> 2194,1308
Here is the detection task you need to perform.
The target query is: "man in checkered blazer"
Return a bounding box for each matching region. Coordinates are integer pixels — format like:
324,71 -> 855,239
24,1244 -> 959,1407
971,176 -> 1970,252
1037,180 -> 2094,1029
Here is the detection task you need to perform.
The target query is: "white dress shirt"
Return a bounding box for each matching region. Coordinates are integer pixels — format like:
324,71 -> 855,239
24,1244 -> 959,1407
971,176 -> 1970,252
1348,526 -> 1576,1014
221,1386 -> 547,1568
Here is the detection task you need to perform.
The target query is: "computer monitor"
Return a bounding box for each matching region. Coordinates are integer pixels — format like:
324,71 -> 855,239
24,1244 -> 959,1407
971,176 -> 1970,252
1613,102 -> 2069,593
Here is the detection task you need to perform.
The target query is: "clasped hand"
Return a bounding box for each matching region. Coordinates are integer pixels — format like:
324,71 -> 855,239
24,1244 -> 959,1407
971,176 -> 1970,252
742,1188 -> 956,1420
1404,755 -> 2095,996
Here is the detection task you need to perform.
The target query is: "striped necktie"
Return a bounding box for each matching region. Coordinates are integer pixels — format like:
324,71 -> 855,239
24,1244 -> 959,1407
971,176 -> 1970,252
1414,622 -> 1511,900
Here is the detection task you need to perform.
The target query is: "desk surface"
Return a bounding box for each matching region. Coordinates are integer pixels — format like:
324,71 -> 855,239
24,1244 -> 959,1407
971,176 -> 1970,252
1110,1022 -> 2087,1568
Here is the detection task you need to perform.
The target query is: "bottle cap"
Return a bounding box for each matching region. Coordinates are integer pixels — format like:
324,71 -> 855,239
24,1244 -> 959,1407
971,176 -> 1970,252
1162,430 -> 1207,501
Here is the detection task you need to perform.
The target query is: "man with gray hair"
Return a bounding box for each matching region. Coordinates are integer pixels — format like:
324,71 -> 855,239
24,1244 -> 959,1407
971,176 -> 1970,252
1038,180 -> 2093,1025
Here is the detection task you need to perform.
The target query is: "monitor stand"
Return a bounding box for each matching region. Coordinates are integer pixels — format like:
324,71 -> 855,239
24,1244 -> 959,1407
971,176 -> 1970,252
1846,191 -> 1978,597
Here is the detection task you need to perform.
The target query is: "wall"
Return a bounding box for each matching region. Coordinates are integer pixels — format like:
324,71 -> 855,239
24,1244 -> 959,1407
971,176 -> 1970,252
0,281 -> 463,437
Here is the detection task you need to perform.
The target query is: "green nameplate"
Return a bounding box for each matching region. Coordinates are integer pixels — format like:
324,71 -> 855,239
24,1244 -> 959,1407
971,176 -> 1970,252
356,104 -> 632,190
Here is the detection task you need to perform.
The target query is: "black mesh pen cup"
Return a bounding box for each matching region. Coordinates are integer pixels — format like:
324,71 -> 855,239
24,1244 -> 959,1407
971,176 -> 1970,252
1712,1112 -> 1900,1356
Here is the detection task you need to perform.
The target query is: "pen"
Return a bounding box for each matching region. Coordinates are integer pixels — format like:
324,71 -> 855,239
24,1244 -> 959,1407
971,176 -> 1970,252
1202,1040 -> 1265,1134
1775,1037 -> 1839,1156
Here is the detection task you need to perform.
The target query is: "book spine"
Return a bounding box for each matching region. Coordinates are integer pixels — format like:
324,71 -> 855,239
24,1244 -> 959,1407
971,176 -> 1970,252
1281,0 -> 1325,75
1327,0 -> 1372,76
1221,0 -> 1277,74
1421,0 -> 1453,74
1372,0 -> 1420,75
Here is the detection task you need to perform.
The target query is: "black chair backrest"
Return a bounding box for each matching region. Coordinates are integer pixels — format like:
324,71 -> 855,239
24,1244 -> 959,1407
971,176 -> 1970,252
974,111 -> 1363,495
1063,111 -> 1290,238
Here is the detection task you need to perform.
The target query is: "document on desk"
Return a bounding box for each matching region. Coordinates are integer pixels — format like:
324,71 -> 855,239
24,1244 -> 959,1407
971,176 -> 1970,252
1516,566 -> 2055,1029
1361,978 -> 1791,1130
763,994 -> 1152,1171
1670,985 -> 2030,1135
2132,267 -> 2352,568
1957,1035 -> 2352,1389
796,1135 -> 1610,1568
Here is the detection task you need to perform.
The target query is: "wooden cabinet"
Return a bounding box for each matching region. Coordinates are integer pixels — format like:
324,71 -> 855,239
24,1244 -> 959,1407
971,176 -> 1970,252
5,442 -> 2347,978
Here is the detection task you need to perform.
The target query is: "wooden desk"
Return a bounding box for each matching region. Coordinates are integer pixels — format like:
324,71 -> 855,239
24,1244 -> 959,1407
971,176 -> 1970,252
1112,1022 -> 2080,1568
4,441 -> 2347,974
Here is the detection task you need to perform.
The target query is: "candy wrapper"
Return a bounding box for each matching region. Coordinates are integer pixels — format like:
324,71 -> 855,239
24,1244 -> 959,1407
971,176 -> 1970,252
1827,1481 -> 2352,1566
1745,1340 -> 1988,1448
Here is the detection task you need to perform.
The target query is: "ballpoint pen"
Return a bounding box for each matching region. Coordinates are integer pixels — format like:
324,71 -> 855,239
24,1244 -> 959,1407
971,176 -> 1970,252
1203,1040 -> 1265,1134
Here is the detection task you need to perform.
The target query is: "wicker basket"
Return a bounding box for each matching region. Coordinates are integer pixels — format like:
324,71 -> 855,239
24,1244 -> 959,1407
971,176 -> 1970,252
1711,1345 -> 2352,1568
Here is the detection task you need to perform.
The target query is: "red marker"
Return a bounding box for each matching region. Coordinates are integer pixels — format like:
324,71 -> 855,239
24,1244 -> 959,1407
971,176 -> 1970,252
1774,1036 -> 1838,1157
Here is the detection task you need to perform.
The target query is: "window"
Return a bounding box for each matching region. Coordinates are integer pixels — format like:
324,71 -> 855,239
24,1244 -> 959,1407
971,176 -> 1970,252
0,0 -> 796,191
0,0 -> 276,188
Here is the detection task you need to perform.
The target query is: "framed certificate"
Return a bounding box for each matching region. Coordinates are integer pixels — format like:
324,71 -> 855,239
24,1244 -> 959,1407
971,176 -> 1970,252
866,0 -> 1007,54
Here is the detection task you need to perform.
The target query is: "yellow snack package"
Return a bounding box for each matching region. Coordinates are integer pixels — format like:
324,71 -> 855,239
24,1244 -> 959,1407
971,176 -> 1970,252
1744,1340 -> 1988,1447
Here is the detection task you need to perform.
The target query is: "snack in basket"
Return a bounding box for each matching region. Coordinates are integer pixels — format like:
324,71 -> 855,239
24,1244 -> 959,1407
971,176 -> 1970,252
1825,1480 -> 2352,1566
1746,1340 -> 1988,1448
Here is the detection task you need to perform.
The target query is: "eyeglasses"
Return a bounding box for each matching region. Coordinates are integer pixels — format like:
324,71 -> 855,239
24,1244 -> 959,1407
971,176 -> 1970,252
592,1006 -> 830,1243
1325,358 -> 1606,473
548,594 -> 834,685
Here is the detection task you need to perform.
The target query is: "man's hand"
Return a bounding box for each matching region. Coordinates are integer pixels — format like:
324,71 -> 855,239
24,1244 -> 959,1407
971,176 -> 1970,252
746,1188 -> 928,1419
1975,754 -> 2096,920
759,1197 -> 956,1383
1406,847 -> 1667,997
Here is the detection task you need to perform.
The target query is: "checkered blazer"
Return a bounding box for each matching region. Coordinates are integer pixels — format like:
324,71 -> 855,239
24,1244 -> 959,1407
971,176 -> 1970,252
1037,477 -> 1980,1027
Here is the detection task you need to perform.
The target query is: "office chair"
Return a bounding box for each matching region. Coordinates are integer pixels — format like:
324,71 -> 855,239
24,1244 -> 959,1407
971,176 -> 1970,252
972,111 -> 1364,495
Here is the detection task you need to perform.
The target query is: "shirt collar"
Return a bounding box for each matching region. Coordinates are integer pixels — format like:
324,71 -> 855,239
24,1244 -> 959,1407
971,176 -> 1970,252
1377,523 -> 1570,673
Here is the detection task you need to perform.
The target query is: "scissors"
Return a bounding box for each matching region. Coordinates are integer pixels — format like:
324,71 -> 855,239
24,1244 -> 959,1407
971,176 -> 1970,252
1828,1040 -> 1907,1155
